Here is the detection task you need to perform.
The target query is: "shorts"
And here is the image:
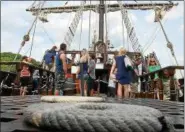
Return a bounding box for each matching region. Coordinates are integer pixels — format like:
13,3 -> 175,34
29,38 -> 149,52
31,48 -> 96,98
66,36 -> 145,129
46,63 -> 53,70
43,61 -> 53,70
55,72 -> 65,90
87,76 -> 95,90
20,77 -> 30,87
130,82 -> 138,92
78,73 -> 89,80
33,79 -> 39,90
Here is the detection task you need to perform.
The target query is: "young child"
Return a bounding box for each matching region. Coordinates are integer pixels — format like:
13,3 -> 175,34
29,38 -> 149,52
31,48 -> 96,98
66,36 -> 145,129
154,80 -> 160,100
108,69 -> 117,97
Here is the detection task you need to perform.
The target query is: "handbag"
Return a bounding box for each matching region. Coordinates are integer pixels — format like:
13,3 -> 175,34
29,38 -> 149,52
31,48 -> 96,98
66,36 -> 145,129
178,89 -> 183,97
124,55 -> 133,70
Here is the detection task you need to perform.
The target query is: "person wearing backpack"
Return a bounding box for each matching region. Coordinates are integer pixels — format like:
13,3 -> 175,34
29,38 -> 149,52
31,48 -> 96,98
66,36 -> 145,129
20,56 -> 32,96
43,46 -> 57,71
110,47 -> 132,99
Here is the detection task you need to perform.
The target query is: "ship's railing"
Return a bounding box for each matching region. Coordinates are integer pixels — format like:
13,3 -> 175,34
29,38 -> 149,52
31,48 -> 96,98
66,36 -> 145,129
0,61 -> 55,95
137,65 -> 184,101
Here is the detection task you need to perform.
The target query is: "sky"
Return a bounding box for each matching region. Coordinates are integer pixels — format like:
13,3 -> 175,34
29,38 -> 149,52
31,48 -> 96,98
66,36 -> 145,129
1,1 -> 184,78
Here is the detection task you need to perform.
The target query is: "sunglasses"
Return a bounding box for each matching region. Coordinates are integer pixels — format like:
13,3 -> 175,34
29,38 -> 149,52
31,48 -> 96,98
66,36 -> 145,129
150,61 -> 155,63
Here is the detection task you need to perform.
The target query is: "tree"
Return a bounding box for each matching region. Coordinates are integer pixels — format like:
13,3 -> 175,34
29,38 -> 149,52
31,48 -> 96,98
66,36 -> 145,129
0,52 -> 41,72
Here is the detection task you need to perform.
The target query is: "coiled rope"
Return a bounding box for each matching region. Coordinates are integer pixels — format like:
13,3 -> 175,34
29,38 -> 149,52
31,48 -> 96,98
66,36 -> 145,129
24,102 -> 174,132
41,96 -> 105,103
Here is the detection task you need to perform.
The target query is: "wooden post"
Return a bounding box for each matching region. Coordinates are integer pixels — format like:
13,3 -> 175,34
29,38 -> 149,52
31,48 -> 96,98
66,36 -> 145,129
80,63 -> 84,96
150,73 -> 155,99
16,63 -> 21,85
52,72 -> 55,95
168,68 -> 176,101
158,70 -> 163,100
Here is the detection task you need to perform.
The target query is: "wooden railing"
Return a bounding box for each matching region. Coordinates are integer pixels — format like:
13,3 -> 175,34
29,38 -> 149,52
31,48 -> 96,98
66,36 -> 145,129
0,61 -> 55,95
138,66 -> 184,101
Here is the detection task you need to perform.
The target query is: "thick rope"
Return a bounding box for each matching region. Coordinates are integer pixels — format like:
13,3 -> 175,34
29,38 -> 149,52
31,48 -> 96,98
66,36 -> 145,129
24,103 -> 175,132
41,96 -> 105,103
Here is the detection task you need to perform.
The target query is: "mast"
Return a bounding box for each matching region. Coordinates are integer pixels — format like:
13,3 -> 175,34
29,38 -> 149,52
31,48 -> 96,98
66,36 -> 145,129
26,1 -> 177,63
99,0 -> 104,42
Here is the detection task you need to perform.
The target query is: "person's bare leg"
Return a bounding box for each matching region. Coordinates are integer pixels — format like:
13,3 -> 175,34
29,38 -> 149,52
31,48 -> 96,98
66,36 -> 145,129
24,87 -> 28,96
157,89 -> 160,100
90,89 -> 94,96
84,81 -> 87,96
128,86 -> 131,98
55,89 -> 60,95
117,83 -> 123,99
78,80 -> 81,95
123,84 -> 130,99
20,87 -> 23,95
22,87 -> 26,96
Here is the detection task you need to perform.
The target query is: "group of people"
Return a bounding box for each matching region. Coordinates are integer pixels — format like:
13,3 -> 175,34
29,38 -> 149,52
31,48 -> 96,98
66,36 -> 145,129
54,44 -> 96,96
147,56 -> 181,100
18,43 -> 182,100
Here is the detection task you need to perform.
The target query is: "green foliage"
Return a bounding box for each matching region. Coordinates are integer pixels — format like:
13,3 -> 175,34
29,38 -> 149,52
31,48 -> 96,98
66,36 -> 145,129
0,52 -> 41,72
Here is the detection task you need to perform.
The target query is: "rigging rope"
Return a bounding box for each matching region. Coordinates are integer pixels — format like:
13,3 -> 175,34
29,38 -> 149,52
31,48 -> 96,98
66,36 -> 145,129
0,1 -> 46,92
41,25 -> 55,44
143,19 -> 168,53
28,0 -> 37,9
104,1 -> 108,50
29,18 -> 38,57
88,0 -> 92,48
152,1 -> 183,77
79,12 -> 83,50
121,12 -> 125,48
148,1 -> 183,77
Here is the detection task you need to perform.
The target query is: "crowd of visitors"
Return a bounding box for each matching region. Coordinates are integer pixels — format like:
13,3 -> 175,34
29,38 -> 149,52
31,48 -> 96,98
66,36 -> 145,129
18,44 -> 182,100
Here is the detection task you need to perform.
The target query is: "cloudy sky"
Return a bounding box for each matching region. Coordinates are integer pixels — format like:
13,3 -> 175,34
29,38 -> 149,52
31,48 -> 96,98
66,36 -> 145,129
1,1 -> 184,77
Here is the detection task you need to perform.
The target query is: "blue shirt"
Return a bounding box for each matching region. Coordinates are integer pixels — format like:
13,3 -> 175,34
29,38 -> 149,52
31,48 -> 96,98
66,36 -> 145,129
55,52 -> 63,73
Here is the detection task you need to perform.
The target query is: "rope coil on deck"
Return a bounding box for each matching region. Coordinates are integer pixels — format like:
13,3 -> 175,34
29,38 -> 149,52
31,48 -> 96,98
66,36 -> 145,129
24,101 -> 174,132
41,96 -> 105,103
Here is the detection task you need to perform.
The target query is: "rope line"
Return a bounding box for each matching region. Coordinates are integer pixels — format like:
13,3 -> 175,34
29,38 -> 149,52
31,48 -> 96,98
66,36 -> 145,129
29,18 -> 38,57
88,0 -> 92,48
105,1 -> 108,49
0,1 -> 46,94
41,25 -> 55,44
79,11 -> 83,50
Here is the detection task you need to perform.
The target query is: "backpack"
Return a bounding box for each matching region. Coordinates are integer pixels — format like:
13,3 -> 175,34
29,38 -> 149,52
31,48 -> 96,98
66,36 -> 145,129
20,67 -> 31,77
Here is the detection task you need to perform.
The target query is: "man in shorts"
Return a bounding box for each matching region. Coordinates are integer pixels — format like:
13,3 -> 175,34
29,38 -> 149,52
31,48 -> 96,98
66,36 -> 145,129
55,43 -> 67,95
87,54 -> 96,96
